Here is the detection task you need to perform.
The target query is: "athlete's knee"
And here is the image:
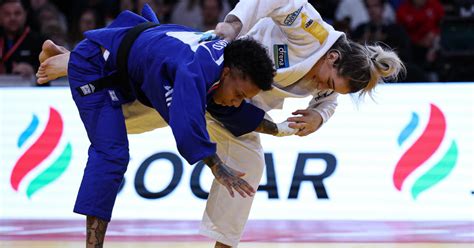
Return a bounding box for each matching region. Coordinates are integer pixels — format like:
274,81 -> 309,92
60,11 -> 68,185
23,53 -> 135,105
109,147 -> 130,166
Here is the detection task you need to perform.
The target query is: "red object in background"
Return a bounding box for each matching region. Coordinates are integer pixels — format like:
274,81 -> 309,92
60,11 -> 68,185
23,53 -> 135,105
396,0 -> 445,44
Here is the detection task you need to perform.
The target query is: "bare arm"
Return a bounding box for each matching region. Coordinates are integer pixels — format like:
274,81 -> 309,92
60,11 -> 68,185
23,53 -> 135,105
255,118 -> 298,137
255,119 -> 278,135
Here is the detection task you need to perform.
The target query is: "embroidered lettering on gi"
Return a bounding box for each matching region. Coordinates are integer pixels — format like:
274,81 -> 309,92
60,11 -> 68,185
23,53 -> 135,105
212,40 -> 227,50
314,91 -> 334,102
79,84 -> 95,95
108,90 -> 119,102
273,44 -> 289,69
283,6 -> 303,26
164,85 -> 173,107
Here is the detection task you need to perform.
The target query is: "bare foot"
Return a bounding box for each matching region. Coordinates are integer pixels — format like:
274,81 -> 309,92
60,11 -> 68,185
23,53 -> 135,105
39,40 -> 69,63
36,52 -> 70,84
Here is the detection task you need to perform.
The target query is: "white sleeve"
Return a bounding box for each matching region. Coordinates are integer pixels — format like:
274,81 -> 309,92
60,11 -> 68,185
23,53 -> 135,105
227,0 -> 308,36
308,91 -> 338,124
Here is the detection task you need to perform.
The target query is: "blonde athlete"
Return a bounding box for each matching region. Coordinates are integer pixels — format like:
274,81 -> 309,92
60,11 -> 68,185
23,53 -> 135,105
201,1 -> 404,247
37,1 -> 405,247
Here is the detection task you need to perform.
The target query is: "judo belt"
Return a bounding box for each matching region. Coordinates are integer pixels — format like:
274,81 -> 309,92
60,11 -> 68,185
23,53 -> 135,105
76,22 -> 159,107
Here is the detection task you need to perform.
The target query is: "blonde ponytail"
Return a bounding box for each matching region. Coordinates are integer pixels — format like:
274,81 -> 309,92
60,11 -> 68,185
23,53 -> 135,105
365,44 -> 406,96
329,36 -> 406,98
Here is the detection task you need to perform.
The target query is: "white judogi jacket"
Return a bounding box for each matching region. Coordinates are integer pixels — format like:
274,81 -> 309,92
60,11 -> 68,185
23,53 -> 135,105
229,0 -> 344,123
124,0 -> 343,134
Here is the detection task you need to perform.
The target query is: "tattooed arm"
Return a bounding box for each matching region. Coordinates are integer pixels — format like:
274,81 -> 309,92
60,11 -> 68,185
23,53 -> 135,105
255,119 -> 278,135
203,154 -> 255,198
255,119 -> 297,137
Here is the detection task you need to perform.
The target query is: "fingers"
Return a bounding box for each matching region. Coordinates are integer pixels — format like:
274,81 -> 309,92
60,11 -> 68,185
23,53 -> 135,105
223,183 -> 235,198
292,109 -> 310,115
231,179 -> 255,198
226,167 -> 255,197
288,122 -> 305,130
287,122 -> 314,136
238,179 -> 255,197
213,163 -> 255,198
287,109 -> 309,123
295,127 -> 312,136
221,175 -> 255,198
287,116 -> 304,123
233,183 -> 247,198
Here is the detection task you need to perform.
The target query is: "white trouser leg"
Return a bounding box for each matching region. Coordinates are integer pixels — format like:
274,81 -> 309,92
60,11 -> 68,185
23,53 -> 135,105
199,114 -> 265,247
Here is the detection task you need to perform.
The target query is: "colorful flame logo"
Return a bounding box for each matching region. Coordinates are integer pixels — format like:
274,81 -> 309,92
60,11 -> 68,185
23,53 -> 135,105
393,104 -> 458,199
10,107 -> 72,198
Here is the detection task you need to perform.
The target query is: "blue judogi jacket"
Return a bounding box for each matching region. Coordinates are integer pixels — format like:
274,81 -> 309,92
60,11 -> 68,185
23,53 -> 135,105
81,7 -> 265,164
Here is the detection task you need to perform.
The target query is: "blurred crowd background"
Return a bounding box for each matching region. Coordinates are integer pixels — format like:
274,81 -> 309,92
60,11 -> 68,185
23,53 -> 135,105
1,0 -> 473,86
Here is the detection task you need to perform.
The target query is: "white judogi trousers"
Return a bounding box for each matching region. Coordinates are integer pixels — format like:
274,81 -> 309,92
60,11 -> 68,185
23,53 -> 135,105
123,102 -> 265,247
199,113 -> 265,247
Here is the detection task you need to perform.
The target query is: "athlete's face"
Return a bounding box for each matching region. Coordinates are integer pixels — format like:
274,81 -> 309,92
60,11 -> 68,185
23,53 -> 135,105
304,51 -> 351,94
213,67 -> 261,107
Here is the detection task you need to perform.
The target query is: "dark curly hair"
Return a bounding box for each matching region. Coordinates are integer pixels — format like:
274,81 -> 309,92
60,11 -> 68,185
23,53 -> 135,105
223,37 -> 275,91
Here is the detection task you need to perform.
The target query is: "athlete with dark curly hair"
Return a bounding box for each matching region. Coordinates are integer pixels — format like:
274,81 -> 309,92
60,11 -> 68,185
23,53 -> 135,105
36,5 -> 298,248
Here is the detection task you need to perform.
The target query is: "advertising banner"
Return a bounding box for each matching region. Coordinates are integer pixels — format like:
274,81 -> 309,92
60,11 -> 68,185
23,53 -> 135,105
1,84 -> 473,220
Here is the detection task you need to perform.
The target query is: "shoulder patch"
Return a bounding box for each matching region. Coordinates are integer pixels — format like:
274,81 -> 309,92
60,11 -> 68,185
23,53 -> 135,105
273,44 -> 289,69
283,6 -> 303,26
300,12 -> 329,44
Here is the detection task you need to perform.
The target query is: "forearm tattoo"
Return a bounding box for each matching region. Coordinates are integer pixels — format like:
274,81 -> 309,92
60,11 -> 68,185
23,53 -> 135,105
203,153 -> 223,168
86,216 -> 108,248
255,119 -> 278,135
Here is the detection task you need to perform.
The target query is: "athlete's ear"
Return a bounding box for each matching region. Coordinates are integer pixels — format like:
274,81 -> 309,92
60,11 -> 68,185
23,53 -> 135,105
220,66 -> 231,80
327,51 -> 340,66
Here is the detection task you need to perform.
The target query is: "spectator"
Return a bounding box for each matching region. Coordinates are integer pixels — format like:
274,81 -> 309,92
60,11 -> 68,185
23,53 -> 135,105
171,0 -> 205,29
154,0 -> 175,24
0,0 -> 43,81
198,0 -> 223,31
70,8 -> 104,47
388,0 -> 403,9
397,0 -> 444,79
70,0 -> 115,27
136,0 -> 175,24
36,3 -> 69,47
171,0 -> 229,30
335,0 -> 396,31
41,21 -> 69,49
353,0 -> 427,81
458,0 -> 474,17
26,0 -> 49,33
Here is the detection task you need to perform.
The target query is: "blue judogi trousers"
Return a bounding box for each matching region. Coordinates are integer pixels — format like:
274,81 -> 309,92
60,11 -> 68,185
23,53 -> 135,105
68,39 -> 129,222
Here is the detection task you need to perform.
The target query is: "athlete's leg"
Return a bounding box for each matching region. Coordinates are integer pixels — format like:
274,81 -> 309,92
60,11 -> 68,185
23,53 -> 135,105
200,113 -> 266,247
87,216 -> 108,248
68,40 -> 129,248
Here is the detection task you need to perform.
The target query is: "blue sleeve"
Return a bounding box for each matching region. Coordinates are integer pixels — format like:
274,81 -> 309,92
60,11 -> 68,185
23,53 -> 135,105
168,65 -> 216,165
207,98 -> 265,137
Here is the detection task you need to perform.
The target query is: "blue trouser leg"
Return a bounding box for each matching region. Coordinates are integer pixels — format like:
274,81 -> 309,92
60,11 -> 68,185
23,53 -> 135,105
68,40 -> 129,222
